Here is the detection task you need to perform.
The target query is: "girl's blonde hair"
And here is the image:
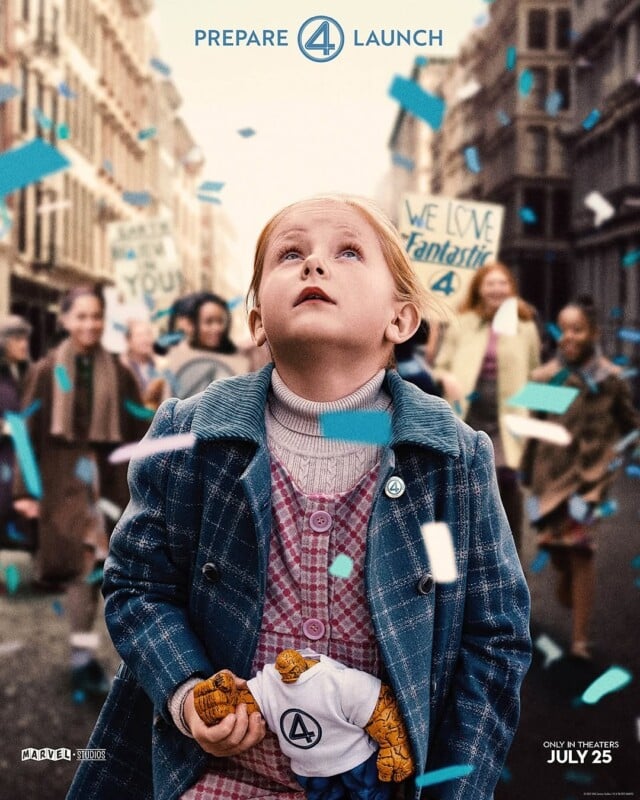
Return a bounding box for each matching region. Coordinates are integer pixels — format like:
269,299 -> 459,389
246,194 -> 432,316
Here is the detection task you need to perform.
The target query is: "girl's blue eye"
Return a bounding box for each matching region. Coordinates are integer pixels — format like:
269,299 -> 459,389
340,248 -> 361,260
282,250 -> 301,261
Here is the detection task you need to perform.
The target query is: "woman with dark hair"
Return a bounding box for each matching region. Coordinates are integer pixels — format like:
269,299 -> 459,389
13,285 -> 146,695
163,293 -> 250,399
433,262 -> 541,551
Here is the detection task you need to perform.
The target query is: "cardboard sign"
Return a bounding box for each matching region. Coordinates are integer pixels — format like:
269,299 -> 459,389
399,193 -> 504,311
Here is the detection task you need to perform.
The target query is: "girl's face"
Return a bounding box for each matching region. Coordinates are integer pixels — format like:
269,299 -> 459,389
558,306 -> 597,365
62,295 -> 104,352
196,301 -> 228,350
479,268 -> 513,315
5,334 -> 29,363
249,200 -> 408,360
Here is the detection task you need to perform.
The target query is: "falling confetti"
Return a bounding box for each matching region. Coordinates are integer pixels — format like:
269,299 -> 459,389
0,84 -> 20,104
545,91 -> 564,116
329,554 -> 354,579
492,297 -> 518,336
463,146 -> 482,174
618,328 -> 640,343
593,499 -> 618,519
237,128 -> 256,138
319,410 -> 392,446
97,498 -> 122,521
57,123 -> 70,139
197,194 -> 221,204
519,207 -> 537,224
582,109 -> 600,131
414,55 -> 428,67
614,430 -> 639,452
123,399 -> 155,421
420,522 -> 457,583
526,495 -> 541,523
530,550 -> 550,573
505,46 -> 517,71
622,249 -> 640,267
4,564 -> 21,594
580,666 -> 632,705
150,57 -> 171,77
0,640 -> 24,656
534,633 -> 563,668
199,181 -> 225,192
4,412 -> 42,498
456,79 -> 482,101
388,75 -> 446,131
568,495 -> 590,522
122,191 -> 152,207
58,82 -> 76,99
33,108 -> 53,130
54,364 -> 72,392
108,433 -> 197,464
518,69 -> 534,96
584,191 -> 614,226
156,331 -> 185,349
504,414 -> 572,445
546,322 -> 562,342
0,138 -> 71,197
507,382 -> 579,415
392,152 -> 415,171
85,567 -> 104,585
415,765 -> 475,789
75,457 -> 96,485
496,110 -> 511,126
52,600 -> 64,616
137,127 -> 157,141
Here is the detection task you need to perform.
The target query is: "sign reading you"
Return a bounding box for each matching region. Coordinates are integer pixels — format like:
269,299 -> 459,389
399,193 -> 504,310
107,216 -> 184,309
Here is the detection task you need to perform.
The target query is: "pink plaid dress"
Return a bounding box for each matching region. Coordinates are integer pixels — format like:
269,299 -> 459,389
181,455 -> 382,800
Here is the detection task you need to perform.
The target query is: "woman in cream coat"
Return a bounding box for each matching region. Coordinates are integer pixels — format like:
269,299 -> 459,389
434,262 -> 541,550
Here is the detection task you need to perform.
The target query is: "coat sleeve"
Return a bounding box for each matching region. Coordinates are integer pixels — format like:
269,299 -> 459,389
103,398 -> 215,723
432,320 -> 460,379
423,432 -> 532,800
527,320 -> 541,374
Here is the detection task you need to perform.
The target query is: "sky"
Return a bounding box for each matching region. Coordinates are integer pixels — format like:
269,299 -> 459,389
151,0 -> 489,291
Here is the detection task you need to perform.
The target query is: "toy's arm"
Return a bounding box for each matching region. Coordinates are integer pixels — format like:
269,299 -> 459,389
364,683 -> 414,782
193,670 -> 260,726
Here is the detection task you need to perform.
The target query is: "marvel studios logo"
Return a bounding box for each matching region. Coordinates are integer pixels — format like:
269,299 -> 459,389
21,747 -> 106,761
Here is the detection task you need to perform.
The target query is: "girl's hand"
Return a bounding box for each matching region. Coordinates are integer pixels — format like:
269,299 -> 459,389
184,681 -> 266,757
13,498 -> 40,519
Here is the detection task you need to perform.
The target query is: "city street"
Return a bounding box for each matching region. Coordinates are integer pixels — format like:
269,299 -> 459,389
0,473 -> 638,800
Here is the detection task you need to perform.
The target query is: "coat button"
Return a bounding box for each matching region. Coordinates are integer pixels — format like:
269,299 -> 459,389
302,618 -> 326,640
384,476 -> 405,499
201,562 -> 220,583
309,510 -> 332,533
416,573 -> 434,595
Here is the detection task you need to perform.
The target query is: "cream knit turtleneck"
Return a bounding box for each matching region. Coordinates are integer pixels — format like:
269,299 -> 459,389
265,368 -> 392,494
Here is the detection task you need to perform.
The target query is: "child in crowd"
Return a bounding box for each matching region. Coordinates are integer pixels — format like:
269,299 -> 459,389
521,296 -> 639,660
68,196 -> 531,800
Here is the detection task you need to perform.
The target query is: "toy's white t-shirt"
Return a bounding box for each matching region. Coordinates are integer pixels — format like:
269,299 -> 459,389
246,654 -> 381,777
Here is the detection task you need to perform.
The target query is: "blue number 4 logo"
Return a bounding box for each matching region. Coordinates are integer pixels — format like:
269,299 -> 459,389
298,16 -> 345,62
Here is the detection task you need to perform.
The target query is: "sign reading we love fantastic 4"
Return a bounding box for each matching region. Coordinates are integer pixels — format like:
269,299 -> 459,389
399,193 -> 505,311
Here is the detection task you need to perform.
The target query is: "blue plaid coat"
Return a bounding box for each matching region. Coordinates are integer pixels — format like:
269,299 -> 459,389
67,365 -> 531,800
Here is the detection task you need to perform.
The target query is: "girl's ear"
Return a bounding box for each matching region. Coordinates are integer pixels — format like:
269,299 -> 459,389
384,302 -> 421,345
248,307 -> 267,347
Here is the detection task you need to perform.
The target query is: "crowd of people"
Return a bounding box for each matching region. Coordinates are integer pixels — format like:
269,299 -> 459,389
0,194 -> 638,800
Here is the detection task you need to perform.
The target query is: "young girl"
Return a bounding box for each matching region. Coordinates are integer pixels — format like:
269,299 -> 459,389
13,285 -> 146,694
521,296 -> 639,659
68,196 -> 531,800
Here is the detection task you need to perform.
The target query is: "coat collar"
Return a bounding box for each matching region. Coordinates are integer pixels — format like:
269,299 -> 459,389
192,364 -> 459,458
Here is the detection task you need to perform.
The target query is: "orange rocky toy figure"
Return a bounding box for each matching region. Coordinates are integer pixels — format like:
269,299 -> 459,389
194,648 -> 414,799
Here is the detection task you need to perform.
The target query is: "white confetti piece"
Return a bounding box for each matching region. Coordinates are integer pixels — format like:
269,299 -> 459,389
97,498 -> 122,521
504,414 -> 572,446
420,522 -> 458,583
584,191 -> 615,226
0,640 -> 24,657
492,297 -> 519,336
108,433 -> 197,464
535,634 -> 563,668
456,79 -> 481,101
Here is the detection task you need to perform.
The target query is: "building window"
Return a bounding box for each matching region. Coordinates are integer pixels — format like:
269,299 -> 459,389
617,124 -> 628,181
551,188 -> 570,238
17,189 -> 27,253
527,127 -> 548,173
529,67 -> 548,110
22,0 -> 30,22
34,184 -> 42,261
522,187 -> 546,236
20,63 -> 29,132
555,67 -> 571,109
617,27 -> 628,75
528,9 -> 548,49
555,10 -> 571,50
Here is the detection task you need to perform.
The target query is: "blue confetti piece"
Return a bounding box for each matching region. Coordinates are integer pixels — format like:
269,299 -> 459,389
416,765 -> 475,788
227,295 -> 244,311
6,522 -> 25,543
19,399 -> 42,419
530,550 -> 550,573
612,354 -> 629,365
85,567 -> 104,585
329,554 -> 354,578
156,331 -> 185,349
319,410 -> 392,446
0,463 -> 12,482
473,13 -> 488,27
388,75 -> 446,131
414,55 -> 428,67
52,599 -> 64,616
237,127 -> 256,138
582,109 -> 600,131
505,46 -> 517,71
594,499 -> 618,519
0,84 -> 21,104
392,152 -> 415,171
618,328 -> 640,343
112,321 -> 128,333
463,146 -> 482,173
466,390 -> 480,403
122,191 -> 152,207
632,554 -> 640,569
54,364 -> 72,392
150,307 -> 172,321
581,666 -> 632,705
518,69 -> 534,97
74,456 -> 96,485
0,200 -> 11,236
565,770 -> 593,785
546,322 -> 562,342
123,399 -> 155,421
526,495 -> 541,523
32,108 -> 53,130
143,292 -> 155,311
568,495 -> 590,522
197,194 -> 221,204
452,400 -> 462,416
4,564 -> 21,594
508,382 -> 579,414
519,207 -> 537,224
72,689 -> 86,704
622,249 -> 640,268
4,412 -> 42,499
137,127 -> 157,141
545,90 -> 564,116
57,122 -> 70,140
58,82 -> 76,99
621,367 -> 639,379
626,464 -> 640,478
0,138 -> 71,197
150,57 -> 171,77
609,307 -> 623,320
500,766 -> 512,783
607,456 -> 624,472
496,110 -> 511,126
102,159 -> 113,174
199,181 -> 225,192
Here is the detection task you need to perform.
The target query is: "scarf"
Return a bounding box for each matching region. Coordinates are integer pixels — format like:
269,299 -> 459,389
50,337 -> 122,443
